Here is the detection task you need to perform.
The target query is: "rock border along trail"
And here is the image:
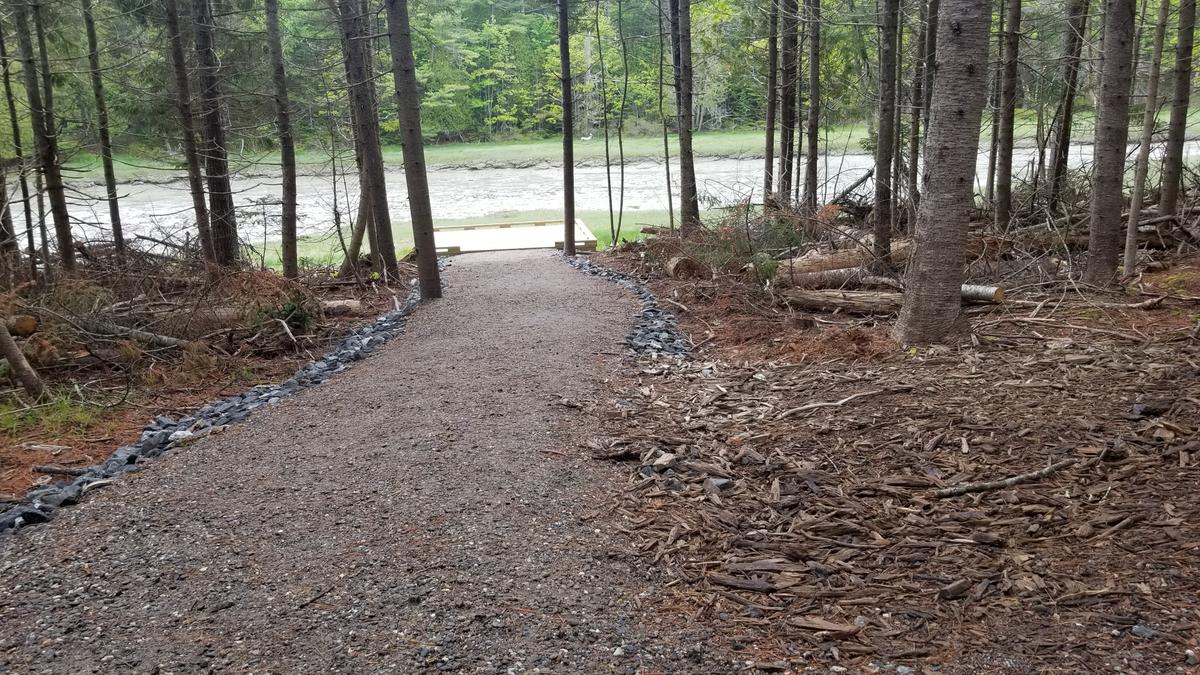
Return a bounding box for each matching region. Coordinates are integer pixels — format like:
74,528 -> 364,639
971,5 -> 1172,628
0,250 -> 719,673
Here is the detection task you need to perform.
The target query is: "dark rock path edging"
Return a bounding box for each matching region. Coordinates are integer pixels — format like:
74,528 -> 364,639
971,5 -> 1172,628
0,281 -> 431,537
563,254 -> 689,356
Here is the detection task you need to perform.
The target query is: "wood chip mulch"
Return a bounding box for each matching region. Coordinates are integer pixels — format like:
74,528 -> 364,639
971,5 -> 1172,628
593,292 -> 1199,672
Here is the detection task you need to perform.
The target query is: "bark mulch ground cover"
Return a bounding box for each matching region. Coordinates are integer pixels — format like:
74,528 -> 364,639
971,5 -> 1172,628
590,249 -> 1200,673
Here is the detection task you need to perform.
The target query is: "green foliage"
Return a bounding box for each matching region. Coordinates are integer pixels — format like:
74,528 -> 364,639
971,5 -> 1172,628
0,396 -> 98,437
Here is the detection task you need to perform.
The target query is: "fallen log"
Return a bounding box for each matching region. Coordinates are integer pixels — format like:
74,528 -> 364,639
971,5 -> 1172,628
780,285 -> 1004,314
33,464 -> 88,477
776,240 -> 914,282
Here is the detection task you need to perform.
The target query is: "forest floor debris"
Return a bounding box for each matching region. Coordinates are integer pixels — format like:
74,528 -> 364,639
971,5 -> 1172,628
591,245 -> 1200,672
1,250 -> 416,500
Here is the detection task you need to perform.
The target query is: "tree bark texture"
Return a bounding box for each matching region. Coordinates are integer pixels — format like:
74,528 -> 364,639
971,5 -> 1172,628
193,0 -> 240,267
386,0 -> 443,298
1124,0 -> 1170,272
872,0 -> 900,267
266,0 -> 298,278
804,0 -> 820,211
82,0 -> 124,255
15,0 -> 73,271
558,0 -> 576,254
994,0 -> 1020,228
163,0 -> 213,262
1157,0 -> 1195,215
1082,0 -> 1135,285
1049,0 -> 1089,207
894,0 -> 992,344
336,0 -> 399,278
764,0 -> 778,203
675,0 -> 701,232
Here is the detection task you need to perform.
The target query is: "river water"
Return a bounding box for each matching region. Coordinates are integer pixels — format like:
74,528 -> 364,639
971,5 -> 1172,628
45,139 -> 1200,244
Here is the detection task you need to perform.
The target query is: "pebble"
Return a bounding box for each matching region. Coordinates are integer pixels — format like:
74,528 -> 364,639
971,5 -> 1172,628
1130,625 -> 1157,639
1185,649 -> 1197,665
563,256 -> 689,356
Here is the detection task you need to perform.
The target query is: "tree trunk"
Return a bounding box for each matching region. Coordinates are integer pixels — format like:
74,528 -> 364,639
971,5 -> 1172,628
1048,0 -> 1089,208
907,0 -> 929,210
894,0 -> 992,344
994,0 -> 1020,228
657,0 -> 674,230
0,26 -> 34,281
1157,0 -> 1195,216
558,0 -> 576,254
163,0 -> 213,262
921,0 -> 940,131
193,0 -> 239,267
81,0 -> 123,256
1082,0 -> 1135,285
15,0 -> 73,272
804,0 -> 820,211
675,0 -> 701,232
265,0 -> 298,278
386,0 -> 442,298
984,0 -> 1003,206
335,0 -> 399,278
764,0 -> 778,204
777,0 -> 798,203
1124,0 -> 1170,272
872,0 -> 900,267
0,317 -> 43,399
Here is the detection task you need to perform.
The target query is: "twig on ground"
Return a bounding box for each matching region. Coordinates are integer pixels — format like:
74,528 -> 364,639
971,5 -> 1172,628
935,458 -> 1078,498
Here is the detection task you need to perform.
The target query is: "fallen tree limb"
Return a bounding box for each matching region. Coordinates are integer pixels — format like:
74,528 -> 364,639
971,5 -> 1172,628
935,458 -> 1077,498
33,464 -> 88,477
76,317 -> 190,349
779,286 -> 1004,314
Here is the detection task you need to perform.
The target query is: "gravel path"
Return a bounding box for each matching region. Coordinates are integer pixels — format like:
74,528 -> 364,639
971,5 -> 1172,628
0,251 -> 718,673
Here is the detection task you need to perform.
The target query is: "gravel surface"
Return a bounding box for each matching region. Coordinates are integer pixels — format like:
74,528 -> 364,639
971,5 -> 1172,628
0,250 -> 721,673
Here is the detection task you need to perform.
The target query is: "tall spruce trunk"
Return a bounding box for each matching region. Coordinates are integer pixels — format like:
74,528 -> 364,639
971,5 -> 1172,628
336,0 -> 399,278
1048,0 -> 1088,208
558,0 -> 576,253
921,0 -> 939,129
164,0 -> 213,262
675,0 -> 701,232
15,0 -> 73,271
984,0 -> 1003,205
193,0 -> 239,267
82,0 -> 123,256
764,0 -> 778,203
994,0 -> 1020,228
777,0 -> 798,203
872,0 -> 900,266
804,0 -> 820,210
1125,0 -> 1170,271
894,0 -> 991,344
265,0 -> 297,278
908,0 -> 930,208
1082,0 -> 1135,285
386,0 -> 442,297
0,26 -> 34,280
1157,0 -> 1195,215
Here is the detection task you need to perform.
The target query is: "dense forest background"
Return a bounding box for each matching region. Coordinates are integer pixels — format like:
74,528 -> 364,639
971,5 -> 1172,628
1,0 -> 1165,159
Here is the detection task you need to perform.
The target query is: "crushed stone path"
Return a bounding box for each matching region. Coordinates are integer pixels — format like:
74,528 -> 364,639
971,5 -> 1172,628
0,250 -> 719,673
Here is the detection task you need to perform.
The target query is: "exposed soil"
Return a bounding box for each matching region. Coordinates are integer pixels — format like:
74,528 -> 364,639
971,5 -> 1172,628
0,251 -> 722,673
590,249 -> 1200,672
